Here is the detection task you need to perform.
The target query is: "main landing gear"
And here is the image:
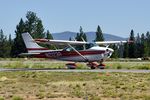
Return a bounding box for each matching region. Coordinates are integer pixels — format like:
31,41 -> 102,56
66,59 -> 106,69
66,62 -> 77,69
87,59 -> 105,69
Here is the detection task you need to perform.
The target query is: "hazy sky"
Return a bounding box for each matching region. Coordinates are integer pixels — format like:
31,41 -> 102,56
0,0 -> 150,38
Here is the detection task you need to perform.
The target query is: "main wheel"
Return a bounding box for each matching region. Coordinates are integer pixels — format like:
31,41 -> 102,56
90,66 -> 96,69
66,63 -> 77,69
98,64 -> 105,69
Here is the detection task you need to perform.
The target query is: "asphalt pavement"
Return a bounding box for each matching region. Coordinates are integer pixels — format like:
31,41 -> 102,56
0,68 -> 150,73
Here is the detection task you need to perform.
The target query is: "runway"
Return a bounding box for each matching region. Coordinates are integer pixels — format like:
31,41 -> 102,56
0,68 -> 150,73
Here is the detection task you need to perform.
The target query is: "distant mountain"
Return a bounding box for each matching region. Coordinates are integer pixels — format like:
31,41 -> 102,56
52,31 -> 126,42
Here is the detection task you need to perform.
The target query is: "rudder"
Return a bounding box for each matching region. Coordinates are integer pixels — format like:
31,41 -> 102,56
22,32 -> 48,53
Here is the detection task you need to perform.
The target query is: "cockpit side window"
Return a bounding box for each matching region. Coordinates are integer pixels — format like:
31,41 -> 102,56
63,46 -> 84,51
63,43 -> 97,51
74,45 -> 84,50
63,47 -> 73,51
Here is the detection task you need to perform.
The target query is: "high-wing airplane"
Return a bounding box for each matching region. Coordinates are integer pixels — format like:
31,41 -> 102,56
21,32 -> 130,69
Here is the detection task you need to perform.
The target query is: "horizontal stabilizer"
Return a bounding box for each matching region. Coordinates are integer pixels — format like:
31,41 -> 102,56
19,53 -> 40,56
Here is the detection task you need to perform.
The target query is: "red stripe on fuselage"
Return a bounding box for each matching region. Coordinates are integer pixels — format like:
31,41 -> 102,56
36,50 -> 105,58
34,54 -> 47,58
27,48 -> 49,50
32,50 -> 105,59
60,51 -> 105,57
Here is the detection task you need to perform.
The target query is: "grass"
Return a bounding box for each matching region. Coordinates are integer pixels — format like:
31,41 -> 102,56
1,59 -> 150,99
105,61 -> 150,69
1,58 -> 150,70
0,97 -> 4,100
12,96 -> 23,100
0,72 -> 150,99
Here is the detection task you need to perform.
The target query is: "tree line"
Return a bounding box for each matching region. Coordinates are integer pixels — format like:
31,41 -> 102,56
0,11 -> 150,58
111,30 -> 150,58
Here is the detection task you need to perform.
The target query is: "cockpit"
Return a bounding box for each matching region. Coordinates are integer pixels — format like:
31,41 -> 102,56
63,43 -> 98,51
85,43 -> 98,49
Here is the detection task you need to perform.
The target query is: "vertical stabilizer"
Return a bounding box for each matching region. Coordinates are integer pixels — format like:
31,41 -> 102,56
22,32 -> 48,53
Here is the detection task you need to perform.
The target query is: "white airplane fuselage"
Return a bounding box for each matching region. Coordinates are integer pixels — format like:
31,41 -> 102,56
31,46 -> 114,62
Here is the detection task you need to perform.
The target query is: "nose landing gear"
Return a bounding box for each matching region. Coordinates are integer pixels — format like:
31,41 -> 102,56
87,62 -> 99,69
98,59 -> 105,69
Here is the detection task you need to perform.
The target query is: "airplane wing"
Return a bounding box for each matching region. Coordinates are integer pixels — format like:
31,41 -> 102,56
34,39 -> 132,45
34,39 -> 88,45
95,40 -> 132,45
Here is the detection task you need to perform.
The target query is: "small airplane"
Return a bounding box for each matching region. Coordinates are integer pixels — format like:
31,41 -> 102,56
21,32 -> 130,69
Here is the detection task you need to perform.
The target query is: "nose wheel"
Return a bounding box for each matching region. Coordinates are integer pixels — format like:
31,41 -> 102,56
87,62 -> 98,69
98,59 -> 105,69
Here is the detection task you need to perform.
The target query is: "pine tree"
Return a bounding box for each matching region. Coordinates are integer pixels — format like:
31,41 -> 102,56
69,37 -> 72,41
75,33 -> 80,41
25,11 -> 45,38
128,29 -> 135,58
45,30 -> 55,49
110,44 -> 119,58
75,26 -> 87,41
123,43 -> 129,58
118,44 -> 124,58
75,26 -> 87,50
141,33 -> 145,57
135,33 -> 142,57
143,32 -> 149,57
95,25 -> 104,41
34,20 -> 45,38
11,18 -> 26,57
0,29 -> 6,57
6,34 -> 13,57
8,34 -> 12,45
146,31 -> 150,56
0,29 -> 13,57
45,30 -> 53,39
83,33 -> 87,42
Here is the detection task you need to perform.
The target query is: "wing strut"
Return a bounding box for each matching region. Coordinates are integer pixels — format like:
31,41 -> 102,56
67,43 -> 88,62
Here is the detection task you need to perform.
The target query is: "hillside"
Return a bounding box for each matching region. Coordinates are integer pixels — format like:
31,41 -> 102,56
52,31 -> 126,42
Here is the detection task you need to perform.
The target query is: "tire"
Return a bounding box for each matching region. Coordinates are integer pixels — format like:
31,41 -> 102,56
98,65 -> 105,69
90,66 -> 96,69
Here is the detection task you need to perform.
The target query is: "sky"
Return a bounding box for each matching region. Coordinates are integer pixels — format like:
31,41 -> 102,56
0,0 -> 150,38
